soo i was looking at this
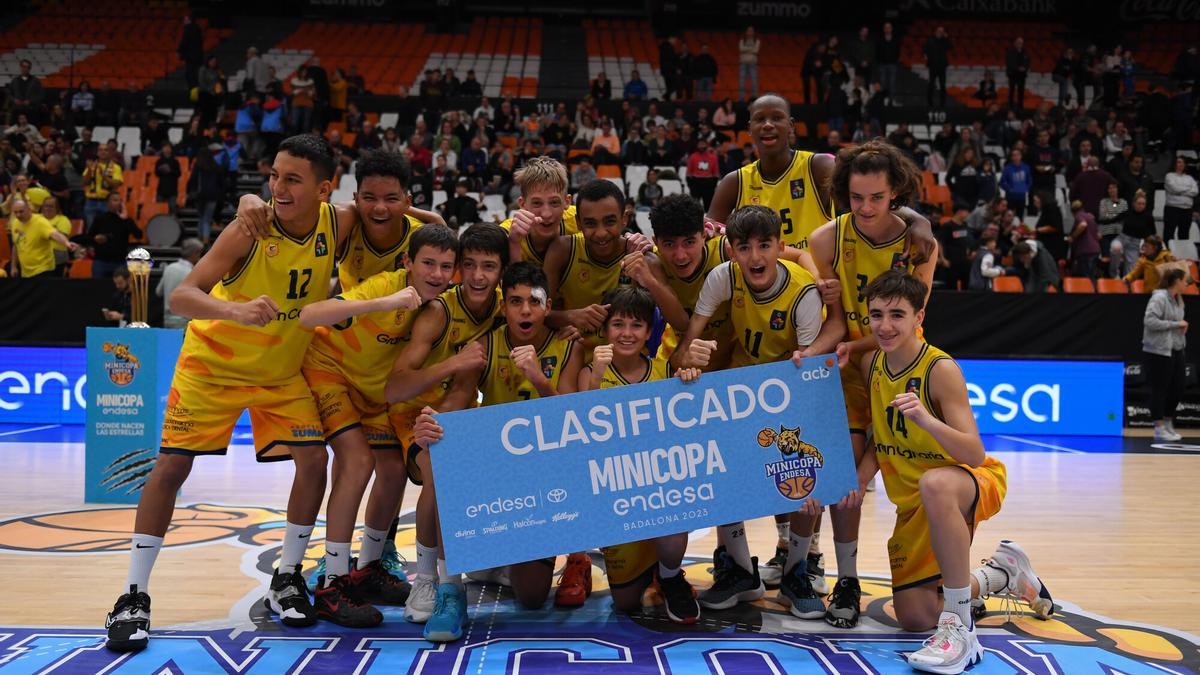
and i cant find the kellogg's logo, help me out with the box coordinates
[100,342,140,386]
[757,425,824,500]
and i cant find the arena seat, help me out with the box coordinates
[992,276,1024,293]
[1096,278,1129,294]
[1131,279,1146,293]
[1063,277,1095,293]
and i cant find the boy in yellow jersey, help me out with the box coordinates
[649,194,733,369]
[501,156,579,265]
[382,223,509,625]
[802,139,938,629]
[544,179,688,355]
[105,135,353,652]
[413,262,583,643]
[856,270,1053,674]
[674,205,838,614]
[577,286,701,625]
[297,223,459,627]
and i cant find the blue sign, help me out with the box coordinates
[0,346,87,423]
[431,356,858,574]
[959,359,1123,436]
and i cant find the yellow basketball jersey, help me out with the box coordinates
[662,235,730,331]
[589,354,671,389]
[304,268,421,403]
[479,326,576,405]
[177,203,339,386]
[728,259,817,368]
[735,150,836,249]
[868,343,1005,513]
[397,284,505,413]
[557,232,634,310]
[832,213,912,342]
[500,205,580,265]
[338,214,422,291]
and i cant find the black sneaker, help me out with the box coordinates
[778,562,825,619]
[105,585,151,652]
[315,573,383,627]
[760,546,786,588]
[349,557,412,606]
[806,552,828,595]
[658,569,700,624]
[824,576,862,628]
[699,549,764,610]
[265,564,318,627]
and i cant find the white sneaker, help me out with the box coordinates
[984,540,1055,619]
[403,574,437,623]
[466,566,511,587]
[1154,425,1182,442]
[907,612,982,674]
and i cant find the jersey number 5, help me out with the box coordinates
[779,207,794,236]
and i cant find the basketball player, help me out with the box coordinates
[577,287,700,624]
[382,223,510,625]
[857,270,1053,674]
[501,156,580,266]
[105,135,352,652]
[296,223,460,626]
[413,262,583,642]
[675,205,835,612]
[798,139,938,629]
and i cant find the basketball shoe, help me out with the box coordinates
[906,612,983,674]
[824,576,862,628]
[380,540,410,582]
[405,575,437,623]
[265,564,318,627]
[807,551,829,595]
[760,545,786,587]
[554,552,593,607]
[423,583,467,642]
[350,557,412,605]
[777,562,825,619]
[699,547,764,609]
[105,585,151,652]
[979,540,1055,619]
[314,573,383,627]
[658,569,700,624]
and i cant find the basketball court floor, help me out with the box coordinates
[0,423,1196,674]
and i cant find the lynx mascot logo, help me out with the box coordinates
[759,425,823,500]
[101,341,141,385]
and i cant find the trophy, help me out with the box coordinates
[126,248,153,328]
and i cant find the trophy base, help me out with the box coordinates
[127,322,151,329]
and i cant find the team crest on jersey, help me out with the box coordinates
[540,356,558,379]
[265,241,280,257]
[843,245,856,262]
[733,295,745,308]
[578,267,591,282]
[890,252,907,269]
[750,196,761,205]
[449,326,460,343]
[100,342,140,386]
[905,377,922,395]
[758,425,824,500]
[769,309,787,331]
[315,232,329,257]
[790,178,805,199]
[394,310,407,325]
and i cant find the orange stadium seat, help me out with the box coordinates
[1096,278,1129,294]
[1063,277,1095,293]
[1131,279,1146,293]
[992,276,1023,293]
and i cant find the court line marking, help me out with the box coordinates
[994,435,1086,454]
[0,424,60,438]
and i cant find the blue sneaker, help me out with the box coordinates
[777,562,825,619]
[380,540,409,582]
[422,583,467,642]
[306,558,325,594]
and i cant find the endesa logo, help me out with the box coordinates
[466,495,537,518]
[958,359,1123,436]
[0,347,88,423]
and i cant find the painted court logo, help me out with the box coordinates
[758,425,824,500]
[100,341,140,386]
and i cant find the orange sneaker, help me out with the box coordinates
[554,552,593,607]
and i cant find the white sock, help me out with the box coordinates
[835,540,858,579]
[437,558,463,588]
[810,535,821,556]
[943,584,973,628]
[125,533,163,593]
[358,526,388,568]
[658,561,680,579]
[785,531,812,573]
[325,541,351,578]
[718,523,753,572]
[972,563,1009,596]
[775,521,789,543]
[416,541,437,578]
[279,522,314,569]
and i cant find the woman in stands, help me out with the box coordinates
[1142,267,1191,442]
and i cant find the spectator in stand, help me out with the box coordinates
[659,36,680,100]
[406,133,432,172]
[802,41,827,106]
[39,196,73,275]
[968,234,1005,290]
[473,96,495,122]
[100,266,133,325]
[380,127,403,154]
[34,154,70,209]
[977,157,998,204]
[686,138,719,209]
[7,198,76,278]
[676,39,695,100]
[1000,148,1031,219]
[876,22,900,104]
[1012,240,1060,292]
[1069,156,1113,217]
[440,179,481,230]
[947,146,981,210]
[2,173,50,216]
[1164,156,1199,242]
[1143,267,1190,441]
[157,237,204,328]
[433,137,458,175]
[1053,48,1077,108]
[6,113,45,152]
[1098,181,1128,275]
[1032,191,1066,263]
[178,14,204,90]
[637,168,664,210]
[591,120,621,164]
[1107,141,1134,180]
[1120,192,1158,273]
[7,59,44,124]
[196,55,224,127]
[713,98,737,131]
[185,149,223,245]
[974,70,998,105]
[924,26,951,109]
[573,115,598,149]
[1067,200,1100,280]
[233,97,262,161]
[1005,37,1030,109]
[87,192,140,279]
[155,142,181,216]
[1126,235,1175,292]
[289,66,316,133]
[353,120,381,155]
[70,81,95,126]
[243,47,269,95]
[570,156,597,190]
[1120,49,1136,99]
[817,129,842,155]
[692,44,718,101]
[623,70,648,100]
[543,114,569,156]
[845,26,875,81]
[328,68,349,122]
[1104,121,1131,158]
[459,136,488,176]
[1065,138,1097,182]
[1121,154,1155,212]
[647,125,673,165]
[591,71,613,100]
[1029,129,1061,197]
[936,207,975,290]
[459,70,483,99]
[620,126,648,166]
[259,94,287,158]
[738,27,760,100]
[431,154,454,192]
[442,68,461,98]
[82,144,123,228]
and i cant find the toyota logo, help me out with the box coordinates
[547,488,567,503]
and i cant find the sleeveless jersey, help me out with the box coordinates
[663,235,731,335]
[728,259,817,368]
[396,284,505,413]
[478,326,576,405]
[832,213,913,342]
[735,150,835,250]
[304,267,421,404]
[588,354,671,389]
[557,232,634,310]
[500,205,580,265]
[338,214,422,291]
[177,203,338,386]
[867,343,1005,514]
